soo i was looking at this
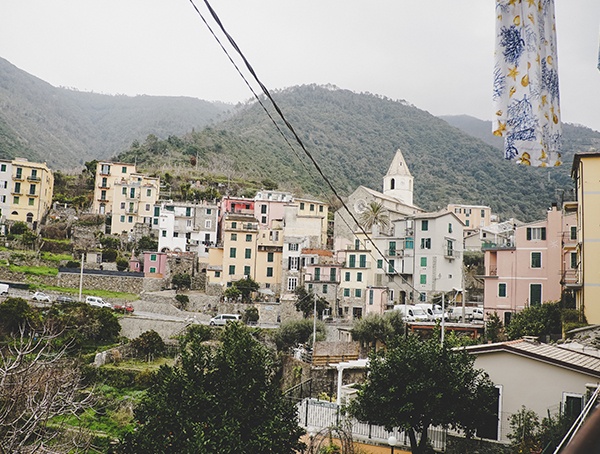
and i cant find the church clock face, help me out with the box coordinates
[354,199,367,214]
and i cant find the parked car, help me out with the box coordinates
[392,305,430,322]
[85,296,112,309]
[55,295,75,304]
[0,283,9,295]
[32,291,51,302]
[112,303,134,314]
[209,314,241,326]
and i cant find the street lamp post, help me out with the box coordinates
[388,435,397,454]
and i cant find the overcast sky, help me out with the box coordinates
[1,0,599,132]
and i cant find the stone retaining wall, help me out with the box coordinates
[58,272,144,294]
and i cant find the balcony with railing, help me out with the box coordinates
[27,175,41,182]
[482,241,515,250]
[561,269,582,288]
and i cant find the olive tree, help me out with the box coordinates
[349,335,497,454]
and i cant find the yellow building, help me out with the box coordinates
[571,151,600,324]
[2,158,54,228]
[446,203,492,231]
[92,161,160,235]
[207,214,259,288]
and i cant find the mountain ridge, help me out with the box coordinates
[2,58,600,222]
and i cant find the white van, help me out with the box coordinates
[85,296,112,309]
[393,305,429,322]
[416,303,448,321]
[209,314,241,326]
[0,283,9,295]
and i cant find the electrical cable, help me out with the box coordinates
[189,0,438,300]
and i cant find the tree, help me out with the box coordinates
[351,311,405,351]
[349,335,497,454]
[242,306,259,325]
[485,311,505,343]
[0,298,38,338]
[116,257,129,271]
[136,235,158,253]
[171,273,192,290]
[228,277,260,303]
[294,286,329,318]
[45,301,121,349]
[130,330,165,361]
[274,319,326,352]
[507,406,541,453]
[121,323,304,453]
[505,302,562,340]
[358,201,390,231]
[0,327,94,453]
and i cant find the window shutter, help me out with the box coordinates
[541,228,546,240]
[526,228,531,240]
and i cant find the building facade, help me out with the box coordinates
[92,161,160,235]
[1,158,54,228]
[571,152,600,324]
[153,200,218,258]
[481,205,575,325]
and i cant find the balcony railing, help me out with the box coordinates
[27,176,40,182]
[482,241,514,250]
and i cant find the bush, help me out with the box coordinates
[130,330,165,361]
[10,222,28,235]
[103,248,117,262]
[242,306,259,324]
[116,258,129,272]
[65,260,80,268]
[172,273,191,290]
[274,319,326,351]
[175,294,189,310]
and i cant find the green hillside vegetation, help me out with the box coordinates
[0,57,231,169]
[441,115,600,176]
[115,85,590,221]
[3,55,600,222]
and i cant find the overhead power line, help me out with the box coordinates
[188,0,424,298]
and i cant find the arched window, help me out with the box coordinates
[26,213,34,223]
[390,178,395,190]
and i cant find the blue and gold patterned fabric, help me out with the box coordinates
[493,0,562,167]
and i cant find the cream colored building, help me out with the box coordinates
[447,204,492,231]
[467,339,600,442]
[92,161,159,235]
[571,151,600,324]
[3,158,54,228]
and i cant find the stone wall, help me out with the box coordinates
[58,272,144,294]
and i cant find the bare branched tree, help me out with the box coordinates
[0,326,95,453]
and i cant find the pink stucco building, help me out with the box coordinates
[481,205,577,325]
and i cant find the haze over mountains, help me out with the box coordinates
[1,56,599,222]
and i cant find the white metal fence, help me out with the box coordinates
[297,398,447,451]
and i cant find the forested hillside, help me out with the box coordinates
[0,57,230,169]
[441,115,600,168]
[116,85,585,221]
[3,55,599,222]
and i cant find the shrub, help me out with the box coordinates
[175,294,189,310]
[130,330,165,361]
[242,307,259,324]
[172,273,191,290]
[10,222,28,235]
[103,249,117,262]
[116,258,129,272]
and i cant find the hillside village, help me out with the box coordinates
[3,148,600,451]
